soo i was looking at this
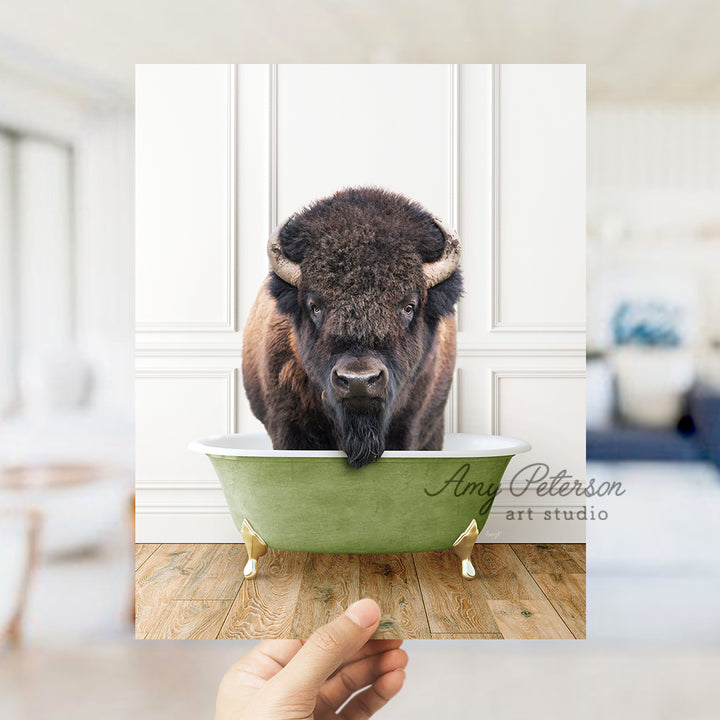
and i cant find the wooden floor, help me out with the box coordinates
[136,543,585,640]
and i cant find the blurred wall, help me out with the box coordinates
[588,105,720,369]
[0,66,133,419]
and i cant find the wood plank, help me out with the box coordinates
[173,544,224,600]
[473,544,543,601]
[135,544,208,636]
[219,549,308,639]
[486,599,575,639]
[532,573,586,639]
[413,550,499,635]
[192,543,247,600]
[142,600,233,639]
[290,553,360,639]
[135,543,160,570]
[472,544,578,639]
[473,544,582,639]
[172,544,246,601]
[432,633,502,639]
[359,554,430,639]
[560,543,586,572]
[510,544,583,574]
[135,543,585,640]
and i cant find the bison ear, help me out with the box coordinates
[269,271,303,323]
[268,216,304,321]
[425,267,463,321]
[423,217,463,320]
[276,215,308,263]
[415,219,447,264]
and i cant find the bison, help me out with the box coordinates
[242,187,463,468]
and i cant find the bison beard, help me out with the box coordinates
[337,408,387,469]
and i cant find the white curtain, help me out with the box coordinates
[0,131,74,417]
[0,132,15,415]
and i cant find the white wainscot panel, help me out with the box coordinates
[276,64,454,221]
[486,370,586,543]
[135,369,236,484]
[135,510,239,544]
[135,64,235,331]
[493,371,586,483]
[455,63,492,339]
[493,64,585,332]
[135,484,239,543]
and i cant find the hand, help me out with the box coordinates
[215,598,407,719]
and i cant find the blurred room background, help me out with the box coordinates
[0,36,134,647]
[586,104,720,640]
[1,1,720,718]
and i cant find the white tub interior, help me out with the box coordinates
[189,432,531,458]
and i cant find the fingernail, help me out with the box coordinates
[345,599,380,628]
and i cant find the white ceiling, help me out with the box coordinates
[0,0,719,105]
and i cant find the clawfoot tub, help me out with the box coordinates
[189,433,530,580]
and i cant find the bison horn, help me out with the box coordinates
[267,220,302,287]
[425,216,462,288]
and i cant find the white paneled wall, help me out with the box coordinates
[135,64,236,331]
[136,64,586,543]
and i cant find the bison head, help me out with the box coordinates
[267,187,462,467]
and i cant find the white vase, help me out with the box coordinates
[613,346,695,428]
[586,359,614,429]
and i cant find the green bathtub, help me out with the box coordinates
[189,433,530,579]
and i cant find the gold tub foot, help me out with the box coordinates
[452,519,479,580]
[241,519,268,579]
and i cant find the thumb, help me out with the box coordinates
[270,599,381,698]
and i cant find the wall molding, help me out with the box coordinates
[136,64,238,334]
[136,344,586,359]
[136,504,229,515]
[490,369,585,435]
[458,345,585,357]
[444,367,460,434]
[136,366,238,434]
[135,344,243,357]
[489,64,585,335]
[449,63,460,232]
[490,322,587,333]
[269,63,279,233]
[136,480,221,490]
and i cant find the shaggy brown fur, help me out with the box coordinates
[242,187,463,468]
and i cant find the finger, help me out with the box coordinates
[271,599,381,697]
[226,639,303,685]
[331,638,403,674]
[319,648,408,711]
[253,639,304,670]
[339,669,406,720]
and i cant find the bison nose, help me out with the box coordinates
[331,358,388,401]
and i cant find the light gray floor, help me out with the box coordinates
[588,461,720,643]
[3,639,720,719]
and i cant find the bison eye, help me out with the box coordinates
[306,296,324,325]
[399,294,419,326]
